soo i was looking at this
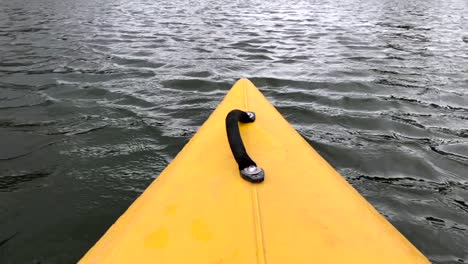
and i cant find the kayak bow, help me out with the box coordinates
[79,79,429,264]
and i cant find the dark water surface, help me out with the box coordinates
[1,0,468,263]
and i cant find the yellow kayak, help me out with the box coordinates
[80,79,429,263]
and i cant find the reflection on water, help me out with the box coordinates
[0,0,467,263]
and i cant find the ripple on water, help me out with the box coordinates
[160,78,232,92]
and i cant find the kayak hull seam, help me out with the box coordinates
[243,80,267,264]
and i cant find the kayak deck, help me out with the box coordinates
[79,79,429,263]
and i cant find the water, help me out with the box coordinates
[0,0,467,262]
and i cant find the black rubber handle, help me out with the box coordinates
[225,110,264,183]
